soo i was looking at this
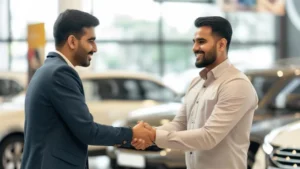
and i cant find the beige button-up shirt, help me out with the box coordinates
[155,59,258,169]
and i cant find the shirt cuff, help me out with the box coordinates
[155,129,170,148]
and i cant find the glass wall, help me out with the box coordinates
[1,0,277,79]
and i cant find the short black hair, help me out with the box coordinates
[194,16,232,51]
[53,9,99,47]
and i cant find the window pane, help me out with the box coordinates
[162,3,223,40]
[164,44,194,75]
[229,45,276,71]
[227,12,276,42]
[91,43,159,75]
[93,0,160,40]
[10,41,55,72]
[10,42,27,71]
[0,43,9,70]
[98,79,120,100]
[82,80,100,101]
[121,79,142,100]
[139,80,176,102]
[0,0,8,39]
[10,0,58,40]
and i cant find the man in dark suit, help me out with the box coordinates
[20,9,154,169]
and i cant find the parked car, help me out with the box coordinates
[252,118,300,169]
[0,71,178,169]
[0,72,26,103]
[107,64,300,169]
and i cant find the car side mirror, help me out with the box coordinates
[285,94,300,110]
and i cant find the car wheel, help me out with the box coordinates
[0,135,24,169]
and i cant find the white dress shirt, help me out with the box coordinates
[155,59,258,169]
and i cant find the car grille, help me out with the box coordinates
[271,148,300,168]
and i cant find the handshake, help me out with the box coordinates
[131,121,156,150]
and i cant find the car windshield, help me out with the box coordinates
[248,75,280,102]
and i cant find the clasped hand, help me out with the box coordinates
[131,121,156,150]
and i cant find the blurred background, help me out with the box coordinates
[1,0,300,169]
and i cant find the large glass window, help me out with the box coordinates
[0,0,8,39]
[10,0,58,40]
[164,44,194,75]
[2,0,278,78]
[92,43,160,75]
[9,42,55,72]
[162,2,224,40]
[93,0,160,40]
[0,43,9,71]
[227,12,276,43]
[229,45,276,71]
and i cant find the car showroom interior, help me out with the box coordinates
[1,0,300,169]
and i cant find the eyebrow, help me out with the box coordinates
[193,38,207,42]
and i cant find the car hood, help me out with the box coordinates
[128,102,181,119]
[267,120,300,147]
[250,113,300,143]
[127,102,181,126]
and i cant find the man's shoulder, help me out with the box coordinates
[223,66,250,82]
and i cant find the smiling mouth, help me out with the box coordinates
[196,53,204,61]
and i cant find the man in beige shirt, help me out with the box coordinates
[132,16,258,169]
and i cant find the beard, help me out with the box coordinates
[75,44,93,67]
[195,46,217,68]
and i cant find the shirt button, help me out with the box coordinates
[203,85,206,88]
[190,152,193,155]
[123,140,127,144]
[196,101,199,103]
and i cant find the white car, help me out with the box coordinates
[0,72,26,103]
[0,71,178,169]
[253,120,300,169]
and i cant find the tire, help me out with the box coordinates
[0,135,24,169]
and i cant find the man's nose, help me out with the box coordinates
[193,44,199,53]
[93,44,97,53]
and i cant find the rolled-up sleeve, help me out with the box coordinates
[155,79,258,151]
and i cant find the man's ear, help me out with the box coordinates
[67,35,78,50]
[218,38,227,52]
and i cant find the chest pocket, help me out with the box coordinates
[201,86,218,120]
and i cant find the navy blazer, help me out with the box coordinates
[20,52,133,169]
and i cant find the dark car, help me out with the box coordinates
[107,64,300,169]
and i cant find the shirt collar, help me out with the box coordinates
[53,50,75,69]
[199,59,231,80]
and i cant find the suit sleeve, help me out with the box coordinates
[50,66,132,146]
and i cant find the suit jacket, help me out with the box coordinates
[20,52,133,169]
